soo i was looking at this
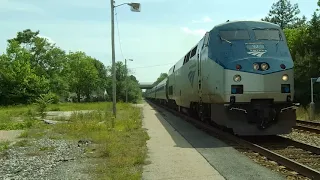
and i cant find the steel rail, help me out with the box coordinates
[295,120,320,134]
[147,100,320,180]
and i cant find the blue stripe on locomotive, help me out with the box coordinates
[207,21,294,75]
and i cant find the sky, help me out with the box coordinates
[0,0,318,84]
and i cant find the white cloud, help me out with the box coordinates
[0,0,44,13]
[180,27,206,37]
[192,16,213,23]
[37,35,55,44]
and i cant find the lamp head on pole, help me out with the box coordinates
[128,3,141,12]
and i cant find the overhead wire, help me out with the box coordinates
[114,8,125,60]
[130,62,176,69]
[113,10,175,71]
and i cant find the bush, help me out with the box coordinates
[34,93,54,118]
[45,92,60,104]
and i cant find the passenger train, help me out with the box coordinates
[145,20,300,136]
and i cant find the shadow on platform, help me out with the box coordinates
[147,102,230,149]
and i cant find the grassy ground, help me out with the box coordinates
[0,141,9,152]
[47,102,110,111]
[0,102,112,130]
[296,106,320,121]
[17,102,149,179]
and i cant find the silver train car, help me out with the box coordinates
[145,20,300,136]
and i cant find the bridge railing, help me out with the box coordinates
[139,82,154,89]
[139,82,154,85]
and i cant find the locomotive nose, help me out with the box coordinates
[226,57,289,73]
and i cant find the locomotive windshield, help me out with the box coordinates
[219,30,250,40]
[253,29,282,41]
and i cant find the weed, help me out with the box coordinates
[39,146,55,151]
[13,139,30,147]
[296,105,320,121]
[26,151,41,156]
[50,103,149,179]
[26,109,36,119]
[35,94,54,119]
[0,141,10,152]
[18,131,29,138]
[0,102,149,179]
[49,107,61,111]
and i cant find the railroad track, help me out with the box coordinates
[147,100,320,180]
[244,135,320,178]
[294,120,320,134]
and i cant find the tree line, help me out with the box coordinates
[262,0,320,108]
[150,0,320,109]
[0,29,142,106]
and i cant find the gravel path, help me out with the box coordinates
[0,110,99,179]
[0,137,91,180]
[0,130,24,142]
[45,110,95,119]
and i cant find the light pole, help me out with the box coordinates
[110,1,141,117]
[125,59,133,103]
[310,77,320,120]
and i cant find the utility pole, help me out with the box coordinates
[309,77,320,120]
[310,78,315,120]
[125,59,133,103]
[125,59,128,103]
[110,1,140,117]
[110,0,116,117]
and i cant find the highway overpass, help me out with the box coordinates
[139,82,154,89]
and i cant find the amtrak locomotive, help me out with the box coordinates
[145,20,300,136]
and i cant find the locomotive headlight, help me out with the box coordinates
[282,74,289,81]
[233,75,241,82]
[261,63,269,70]
[253,63,259,70]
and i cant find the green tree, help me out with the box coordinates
[84,57,109,101]
[7,29,40,49]
[262,0,302,29]
[106,61,142,103]
[66,51,99,102]
[7,29,69,98]
[279,1,320,107]
[152,73,168,86]
[308,12,320,56]
[0,40,49,105]
[0,28,111,105]
[129,75,138,83]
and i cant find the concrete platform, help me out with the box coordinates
[142,102,285,180]
[142,103,225,180]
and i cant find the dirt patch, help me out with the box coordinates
[0,130,24,142]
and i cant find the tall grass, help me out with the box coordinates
[0,102,114,130]
[47,102,111,111]
[296,106,320,121]
[0,101,149,179]
[49,103,149,179]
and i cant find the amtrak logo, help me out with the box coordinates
[247,50,267,57]
[188,70,196,88]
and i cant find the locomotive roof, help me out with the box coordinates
[166,20,284,75]
[212,20,280,31]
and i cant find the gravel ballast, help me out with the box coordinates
[0,138,91,180]
[281,129,320,148]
